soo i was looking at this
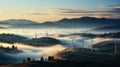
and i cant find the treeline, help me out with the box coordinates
[0,45,17,50]
[72,32,120,38]
[22,56,56,63]
[0,45,21,53]
[58,32,120,38]
[98,32,120,38]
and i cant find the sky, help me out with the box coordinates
[0,0,120,22]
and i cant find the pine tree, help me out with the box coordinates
[48,56,55,61]
[27,57,31,62]
[40,57,44,62]
[22,59,26,63]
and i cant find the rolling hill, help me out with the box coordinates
[0,34,61,47]
[92,25,120,32]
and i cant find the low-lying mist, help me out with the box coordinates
[0,35,118,63]
[0,43,66,62]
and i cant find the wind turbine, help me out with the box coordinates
[46,31,48,37]
[114,34,117,54]
[63,38,65,45]
[35,33,38,38]
[82,37,85,52]
[34,33,38,45]
[45,31,49,41]
[108,33,117,54]
[91,38,94,53]
[107,33,118,54]
[114,41,117,54]
[71,38,74,48]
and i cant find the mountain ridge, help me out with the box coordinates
[0,17,120,28]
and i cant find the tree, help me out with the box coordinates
[32,59,35,61]
[27,57,31,62]
[22,59,26,63]
[48,56,55,61]
[12,45,15,49]
[7,47,10,49]
[12,45,17,49]
[45,58,48,62]
[40,57,44,62]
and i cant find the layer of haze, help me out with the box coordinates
[1,43,66,61]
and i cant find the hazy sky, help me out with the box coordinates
[0,0,120,22]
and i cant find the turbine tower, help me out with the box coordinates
[63,39,65,45]
[46,31,48,37]
[91,39,94,53]
[82,37,85,52]
[115,41,117,54]
[45,31,48,41]
[71,38,74,48]
[114,34,117,54]
[35,33,38,45]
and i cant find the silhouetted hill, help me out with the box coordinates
[0,17,120,28]
[0,33,28,44]
[0,53,17,66]
[0,34,61,46]
[1,60,119,67]
[0,19,40,28]
[92,25,120,32]
[58,32,120,39]
[23,37,61,46]
[40,22,59,28]
[91,40,120,54]
[53,17,120,28]
[0,47,21,65]
[97,32,120,38]
[57,48,120,65]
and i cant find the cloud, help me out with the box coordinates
[25,12,49,15]
[57,9,107,14]
[106,5,120,8]
[57,9,90,13]
[55,5,120,19]
[24,5,120,19]
[101,5,120,18]
[99,5,120,14]
[111,8,120,14]
[24,9,59,16]
[54,9,111,18]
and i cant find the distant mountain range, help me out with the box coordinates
[0,19,40,28]
[0,17,120,29]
